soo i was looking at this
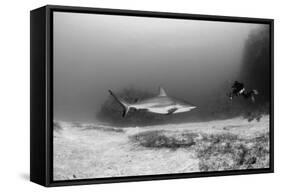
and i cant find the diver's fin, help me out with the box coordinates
[251,96,255,103]
[158,87,167,97]
[252,89,259,95]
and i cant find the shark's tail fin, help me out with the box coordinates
[108,90,130,117]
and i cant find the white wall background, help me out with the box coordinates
[0,0,279,191]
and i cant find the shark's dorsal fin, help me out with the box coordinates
[158,87,167,97]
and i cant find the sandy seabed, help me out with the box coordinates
[53,115,270,180]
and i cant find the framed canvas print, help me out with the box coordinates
[30,5,274,187]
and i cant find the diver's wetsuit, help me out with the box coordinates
[232,81,245,96]
[229,81,258,102]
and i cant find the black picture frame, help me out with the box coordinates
[30,5,274,187]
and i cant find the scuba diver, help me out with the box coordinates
[228,81,259,103]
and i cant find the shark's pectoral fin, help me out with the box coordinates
[166,108,177,115]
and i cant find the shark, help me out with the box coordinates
[108,87,197,117]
